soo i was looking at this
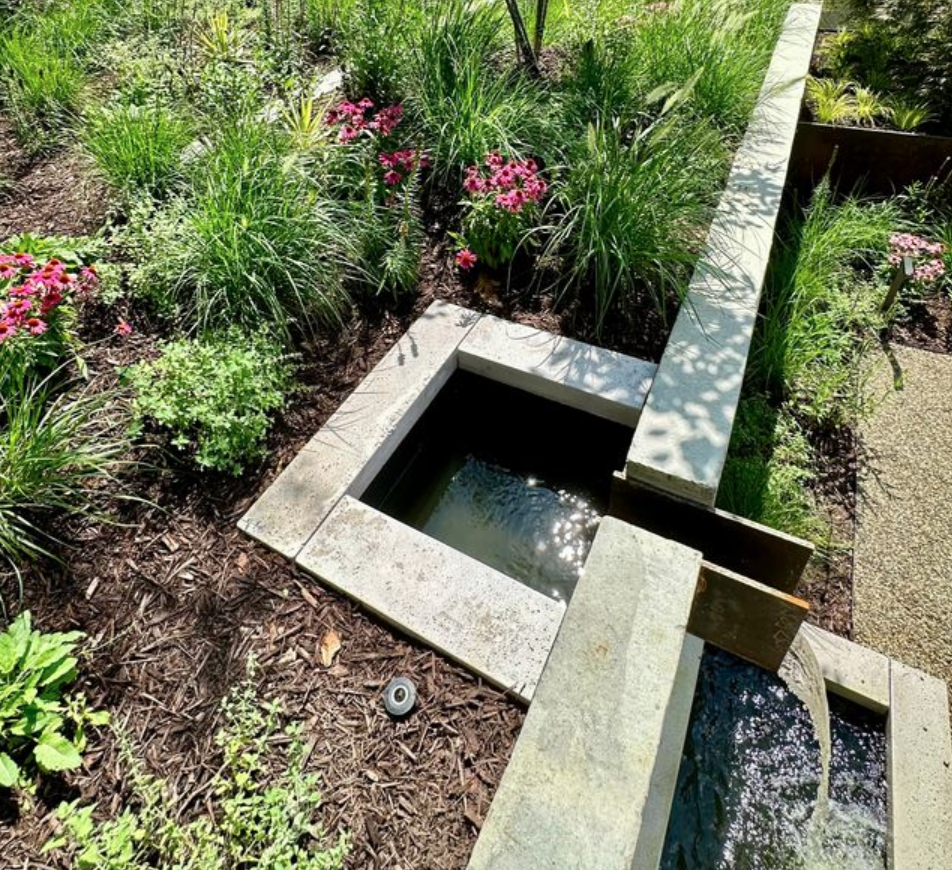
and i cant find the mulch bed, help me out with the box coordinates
[889,293,952,356]
[1,112,881,866]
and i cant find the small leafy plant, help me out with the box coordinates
[0,611,107,789]
[126,330,295,475]
[45,667,349,869]
[456,152,547,270]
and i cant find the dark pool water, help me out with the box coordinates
[660,647,888,870]
[361,371,633,604]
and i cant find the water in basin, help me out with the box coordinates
[361,371,633,605]
[660,646,887,870]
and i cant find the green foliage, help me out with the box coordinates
[750,178,899,428]
[0,367,131,570]
[0,28,86,149]
[0,0,112,148]
[352,197,423,300]
[0,611,108,789]
[45,670,349,870]
[407,0,552,185]
[126,330,295,474]
[888,99,934,132]
[543,115,724,330]
[337,0,417,103]
[626,0,791,133]
[144,123,352,335]
[717,395,820,542]
[805,77,857,125]
[82,102,193,196]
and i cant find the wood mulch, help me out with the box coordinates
[890,292,952,356]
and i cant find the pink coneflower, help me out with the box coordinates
[455,249,477,270]
[25,317,47,335]
[383,169,402,186]
[116,320,133,337]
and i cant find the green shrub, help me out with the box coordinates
[750,178,899,427]
[45,669,349,869]
[0,368,131,570]
[82,102,193,196]
[161,123,352,335]
[717,395,819,543]
[544,116,724,330]
[0,611,107,789]
[126,330,295,474]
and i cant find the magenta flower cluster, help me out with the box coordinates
[463,153,547,214]
[889,232,947,285]
[379,149,430,186]
[0,254,98,345]
[324,98,403,143]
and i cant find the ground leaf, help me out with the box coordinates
[34,732,83,772]
[318,630,342,667]
[0,752,19,787]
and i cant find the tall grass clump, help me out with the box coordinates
[151,122,352,337]
[544,116,725,330]
[717,394,819,543]
[82,102,193,196]
[407,0,552,184]
[749,178,898,426]
[337,0,420,103]
[629,0,790,133]
[0,366,131,573]
[0,0,112,147]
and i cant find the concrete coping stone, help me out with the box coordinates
[458,313,657,426]
[466,518,703,870]
[296,496,565,703]
[239,301,657,563]
[800,622,890,714]
[238,301,480,559]
[625,3,822,506]
[888,662,952,869]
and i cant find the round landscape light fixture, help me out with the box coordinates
[383,676,418,717]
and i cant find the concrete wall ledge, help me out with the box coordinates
[466,519,703,870]
[626,3,822,506]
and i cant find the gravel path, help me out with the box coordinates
[854,344,952,698]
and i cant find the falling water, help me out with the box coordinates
[778,633,832,835]
[660,646,888,870]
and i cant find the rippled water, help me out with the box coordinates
[660,647,887,870]
[361,371,633,604]
[419,456,601,603]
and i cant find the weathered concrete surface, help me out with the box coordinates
[296,497,565,702]
[855,345,952,717]
[466,519,702,870]
[800,623,890,714]
[459,314,656,426]
[626,3,821,506]
[238,301,479,559]
[888,662,952,869]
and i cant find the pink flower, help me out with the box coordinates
[383,169,402,186]
[379,152,398,168]
[25,317,46,335]
[0,319,16,342]
[455,249,477,270]
[339,124,359,143]
[116,320,133,337]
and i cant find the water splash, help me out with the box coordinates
[779,633,832,834]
